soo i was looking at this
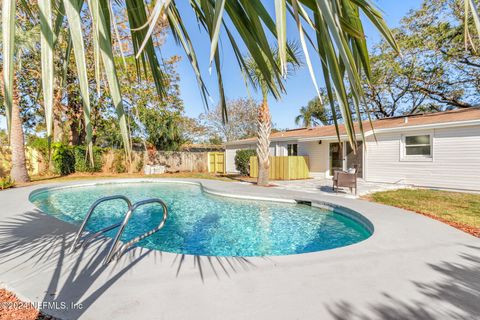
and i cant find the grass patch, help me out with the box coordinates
[367,188,480,235]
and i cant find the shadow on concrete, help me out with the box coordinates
[319,185,346,193]
[318,185,354,195]
[0,210,258,319]
[0,210,153,319]
[171,253,257,282]
[325,245,480,320]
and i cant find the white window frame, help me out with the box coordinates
[287,143,298,156]
[400,132,433,162]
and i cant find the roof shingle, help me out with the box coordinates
[230,108,480,144]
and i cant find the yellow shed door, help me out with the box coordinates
[208,152,225,174]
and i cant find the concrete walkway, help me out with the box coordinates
[0,178,478,320]
[271,177,409,198]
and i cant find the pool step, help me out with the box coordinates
[295,200,312,206]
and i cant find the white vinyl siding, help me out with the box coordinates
[365,126,480,191]
[273,142,287,156]
[298,141,329,178]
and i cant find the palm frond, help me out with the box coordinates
[465,0,480,51]
[2,0,401,152]
[125,0,167,98]
[209,0,226,67]
[63,0,94,164]
[39,0,55,140]
[2,0,16,135]
[90,0,131,159]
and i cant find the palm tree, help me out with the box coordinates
[0,25,39,183]
[295,96,339,128]
[3,0,401,159]
[244,45,301,186]
[295,106,314,128]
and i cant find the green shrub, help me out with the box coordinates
[29,137,50,161]
[73,146,104,173]
[112,152,127,173]
[135,156,144,173]
[0,176,15,190]
[29,138,107,175]
[235,149,256,175]
[52,144,75,175]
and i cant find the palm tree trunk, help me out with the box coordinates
[256,97,271,186]
[53,79,64,143]
[9,74,30,183]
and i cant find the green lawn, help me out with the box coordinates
[368,189,480,232]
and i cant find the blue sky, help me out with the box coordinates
[0,0,421,132]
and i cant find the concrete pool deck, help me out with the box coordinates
[0,178,478,320]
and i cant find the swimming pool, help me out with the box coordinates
[29,182,372,257]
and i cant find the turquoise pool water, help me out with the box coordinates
[29,182,371,256]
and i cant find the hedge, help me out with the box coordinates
[234,149,256,175]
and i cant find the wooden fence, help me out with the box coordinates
[0,147,44,176]
[147,151,209,172]
[249,156,310,180]
[1,148,219,176]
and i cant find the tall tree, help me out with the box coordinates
[201,98,258,142]
[363,0,480,117]
[181,117,209,144]
[0,23,39,182]
[245,45,300,186]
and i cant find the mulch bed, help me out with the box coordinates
[0,289,55,320]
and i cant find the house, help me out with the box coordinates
[225,108,480,191]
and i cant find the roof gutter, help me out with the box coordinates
[297,134,363,142]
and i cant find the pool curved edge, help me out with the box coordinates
[28,178,374,237]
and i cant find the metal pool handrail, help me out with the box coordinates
[69,196,169,265]
[69,195,132,253]
[103,198,168,265]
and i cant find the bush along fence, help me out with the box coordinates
[235,149,256,175]
[0,144,221,177]
[0,145,145,177]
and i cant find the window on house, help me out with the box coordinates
[404,135,432,157]
[287,144,298,156]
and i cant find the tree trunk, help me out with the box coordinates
[70,116,80,146]
[256,98,271,186]
[53,80,64,143]
[9,75,30,183]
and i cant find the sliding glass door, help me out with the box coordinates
[329,142,343,176]
[329,141,363,178]
[346,141,363,178]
